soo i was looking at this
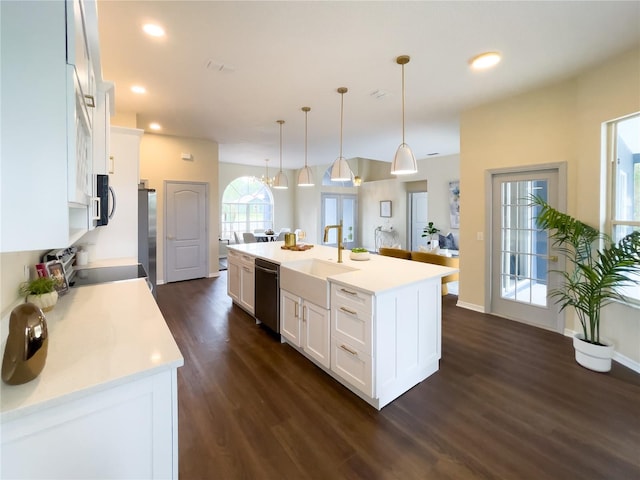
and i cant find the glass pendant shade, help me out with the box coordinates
[391,143,417,175]
[297,166,314,186]
[273,170,288,189]
[273,120,288,189]
[330,157,353,181]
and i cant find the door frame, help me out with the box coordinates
[163,180,210,283]
[484,162,568,331]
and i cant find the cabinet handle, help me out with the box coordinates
[294,302,299,318]
[243,266,251,272]
[340,288,358,296]
[302,305,307,322]
[340,344,358,356]
[84,95,95,108]
[340,306,357,315]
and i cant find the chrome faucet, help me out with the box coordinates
[323,220,344,263]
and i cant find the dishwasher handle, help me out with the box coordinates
[255,264,279,276]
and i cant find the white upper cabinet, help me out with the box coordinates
[0,0,109,252]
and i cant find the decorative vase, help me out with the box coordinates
[573,334,614,372]
[26,291,58,312]
[2,303,49,385]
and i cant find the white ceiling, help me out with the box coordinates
[96,1,640,170]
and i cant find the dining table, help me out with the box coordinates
[254,233,278,242]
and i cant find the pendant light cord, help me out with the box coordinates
[401,62,406,145]
[304,109,308,167]
[279,121,283,173]
[339,91,344,159]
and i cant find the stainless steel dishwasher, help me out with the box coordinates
[254,258,280,334]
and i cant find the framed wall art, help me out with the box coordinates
[380,200,392,218]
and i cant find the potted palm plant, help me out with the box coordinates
[20,276,59,312]
[532,195,640,372]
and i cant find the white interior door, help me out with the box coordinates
[490,168,564,332]
[165,181,208,283]
[409,191,429,251]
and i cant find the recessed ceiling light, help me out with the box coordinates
[131,85,146,94]
[469,51,501,70]
[143,23,165,37]
[149,123,161,131]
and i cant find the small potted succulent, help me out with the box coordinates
[350,247,370,261]
[20,276,58,312]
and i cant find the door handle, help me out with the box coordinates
[167,235,175,240]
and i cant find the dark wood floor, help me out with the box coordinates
[156,274,640,480]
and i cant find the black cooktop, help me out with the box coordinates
[72,264,147,287]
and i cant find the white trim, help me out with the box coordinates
[456,301,486,313]
[564,328,640,374]
[208,272,221,278]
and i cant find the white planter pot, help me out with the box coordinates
[573,334,614,372]
[26,291,58,313]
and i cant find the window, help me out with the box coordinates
[608,113,640,302]
[221,177,273,240]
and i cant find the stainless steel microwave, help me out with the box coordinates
[95,174,116,226]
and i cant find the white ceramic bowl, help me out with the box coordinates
[349,251,370,261]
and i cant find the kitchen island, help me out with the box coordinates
[0,279,183,479]
[227,242,457,409]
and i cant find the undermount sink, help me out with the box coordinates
[280,259,358,308]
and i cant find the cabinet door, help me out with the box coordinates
[331,339,373,397]
[280,290,301,347]
[302,302,330,369]
[239,263,255,314]
[227,259,240,302]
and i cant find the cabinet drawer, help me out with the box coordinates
[331,339,372,397]
[331,284,372,314]
[333,301,372,355]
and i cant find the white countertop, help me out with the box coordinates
[1,279,183,422]
[229,242,458,294]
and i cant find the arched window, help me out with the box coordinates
[221,176,274,239]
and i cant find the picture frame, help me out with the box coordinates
[46,260,69,295]
[380,200,392,218]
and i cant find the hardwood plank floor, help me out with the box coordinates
[156,274,640,480]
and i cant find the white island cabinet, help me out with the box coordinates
[1,280,184,479]
[227,249,255,315]
[226,242,455,409]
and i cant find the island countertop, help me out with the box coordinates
[0,279,184,422]
[228,242,457,294]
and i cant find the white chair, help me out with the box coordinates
[276,231,286,241]
[243,232,257,243]
[233,232,242,244]
[278,227,291,233]
[254,229,265,234]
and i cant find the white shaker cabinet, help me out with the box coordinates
[330,280,442,409]
[0,0,107,252]
[281,290,331,369]
[227,250,255,315]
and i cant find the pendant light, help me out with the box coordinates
[260,158,273,187]
[391,55,418,175]
[297,107,314,187]
[330,87,354,181]
[273,120,288,189]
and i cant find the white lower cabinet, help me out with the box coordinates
[1,370,179,479]
[330,280,442,410]
[281,290,330,369]
[227,250,255,315]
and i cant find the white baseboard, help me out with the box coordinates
[564,328,640,374]
[456,301,486,313]
[208,272,220,278]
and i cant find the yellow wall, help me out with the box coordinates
[139,133,219,283]
[460,47,640,363]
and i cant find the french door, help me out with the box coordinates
[321,193,357,250]
[490,167,564,332]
